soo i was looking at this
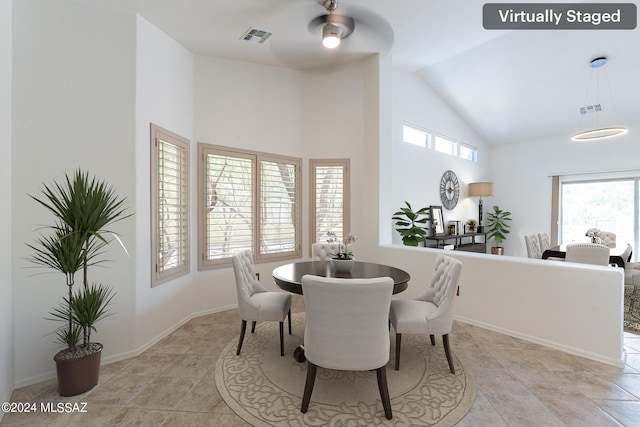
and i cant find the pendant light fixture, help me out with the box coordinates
[572,57,628,142]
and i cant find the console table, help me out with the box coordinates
[424,232,487,253]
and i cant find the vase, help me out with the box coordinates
[591,236,601,244]
[330,257,354,273]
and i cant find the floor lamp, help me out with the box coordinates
[468,182,494,233]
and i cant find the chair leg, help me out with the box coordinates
[443,334,455,374]
[251,321,257,333]
[301,362,317,413]
[394,333,402,371]
[376,366,393,420]
[236,320,247,355]
[288,309,292,335]
[430,334,435,345]
[279,321,284,356]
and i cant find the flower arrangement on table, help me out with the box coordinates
[586,228,602,243]
[326,231,358,259]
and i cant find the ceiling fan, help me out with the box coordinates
[309,0,355,48]
[268,0,393,71]
[307,0,393,51]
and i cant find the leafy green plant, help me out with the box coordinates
[28,170,130,350]
[392,201,431,246]
[486,205,512,246]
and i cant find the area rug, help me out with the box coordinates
[624,284,640,333]
[215,313,476,426]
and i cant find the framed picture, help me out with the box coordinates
[430,205,445,235]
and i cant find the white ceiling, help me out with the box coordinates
[96,0,640,145]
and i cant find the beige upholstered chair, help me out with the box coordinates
[389,254,462,373]
[599,231,617,248]
[538,232,551,251]
[565,243,610,266]
[300,275,394,420]
[525,234,543,259]
[232,249,292,356]
[311,242,341,261]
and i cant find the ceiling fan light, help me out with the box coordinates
[322,23,341,48]
[571,127,628,141]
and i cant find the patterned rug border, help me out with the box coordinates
[215,313,476,426]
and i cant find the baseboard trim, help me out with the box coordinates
[454,315,626,368]
[13,304,238,389]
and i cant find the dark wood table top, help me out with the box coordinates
[542,243,632,267]
[272,261,410,295]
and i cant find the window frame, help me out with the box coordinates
[309,158,350,255]
[198,143,302,269]
[150,123,191,286]
[402,122,431,148]
[433,133,458,156]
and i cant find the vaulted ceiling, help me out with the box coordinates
[100,0,640,145]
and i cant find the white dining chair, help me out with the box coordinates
[232,249,292,356]
[599,231,617,248]
[525,234,543,259]
[311,242,341,260]
[538,232,551,251]
[300,274,394,420]
[389,254,462,373]
[565,243,610,266]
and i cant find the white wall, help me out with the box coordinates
[134,16,198,352]
[0,0,13,411]
[370,245,624,366]
[375,65,624,366]
[390,69,492,245]
[491,122,640,258]
[12,0,137,386]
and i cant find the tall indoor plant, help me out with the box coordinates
[393,201,431,246]
[28,170,130,396]
[486,205,512,255]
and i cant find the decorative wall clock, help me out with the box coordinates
[440,170,460,210]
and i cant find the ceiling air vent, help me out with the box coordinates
[240,28,272,44]
[579,104,602,115]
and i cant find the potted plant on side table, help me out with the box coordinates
[27,170,130,396]
[486,205,512,255]
[392,201,431,246]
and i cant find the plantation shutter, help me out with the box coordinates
[202,149,254,265]
[151,124,190,286]
[311,159,350,247]
[259,158,299,257]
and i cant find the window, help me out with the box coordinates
[402,123,430,148]
[560,177,636,253]
[458,142,477,162]
[150,124,190,286]
[310,159,350,250]
[434,134,457,156]
[198,144,301,268]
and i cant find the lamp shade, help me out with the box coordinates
[468,182,494,197]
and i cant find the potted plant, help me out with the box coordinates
[27,170,130,396]
[326,231,357,272]
[486,205,512,255]
[392,201,431,246]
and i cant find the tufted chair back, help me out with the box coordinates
[311,243,342,260]
[418,254,462,311]
[599,231,617,248]
[538,232,551,251]
[525,234,543,258]
[232,249,268,320]
[565,243,610,266]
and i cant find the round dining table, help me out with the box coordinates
[272,260,410,295]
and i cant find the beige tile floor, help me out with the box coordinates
[2,295,640,426]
